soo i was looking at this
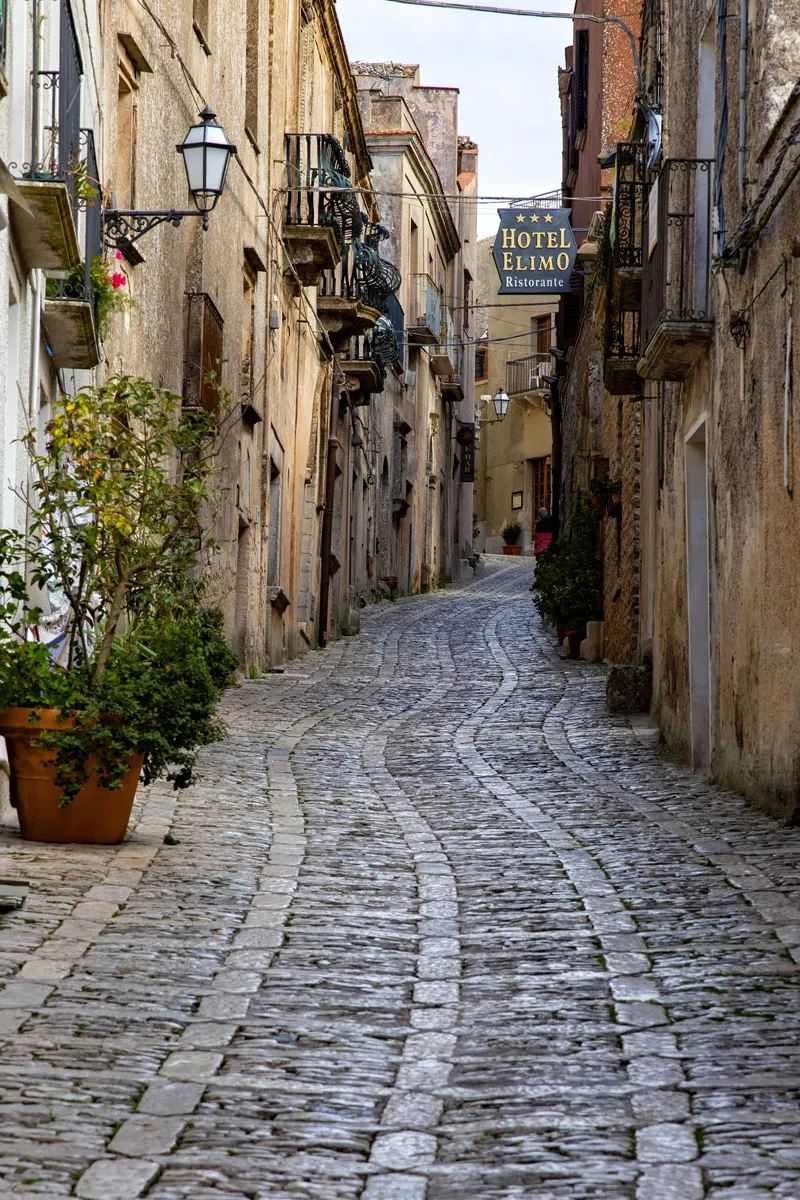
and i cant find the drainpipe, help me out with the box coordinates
[738,0,748,209]
[317,371,342,648]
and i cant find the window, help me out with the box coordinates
[115,58,137,209]
[193,0,211,54]
[535,315,550,355]
[245,0,259,147]
[532,456,552,514]
[475,342,488,381]
[184,292,224,413]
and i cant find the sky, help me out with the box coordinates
[336,0,574,238]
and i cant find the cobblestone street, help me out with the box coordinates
[3,557,800,1199]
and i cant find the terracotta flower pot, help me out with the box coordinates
[556,623,567,645]
[0,708,143,844]
[502,544,522,555]
[566,630,582,659]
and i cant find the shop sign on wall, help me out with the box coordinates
[493,207,578,295]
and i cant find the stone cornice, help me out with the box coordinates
[365,130,461,262]
[317,1,373,187]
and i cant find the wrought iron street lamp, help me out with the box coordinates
[493,388,510,419]
[103,107,236,249]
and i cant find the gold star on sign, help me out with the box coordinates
[544,213,553,223]
[530,213,539,223]
[516,214,526,223]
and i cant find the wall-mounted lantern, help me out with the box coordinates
[103,107,236,248]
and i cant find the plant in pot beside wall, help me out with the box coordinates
[532,496,602,656]
[0,376,239,844]
[501,521,523,556]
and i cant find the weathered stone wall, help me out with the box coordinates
[601,394,641,665]
[644,0,800,818]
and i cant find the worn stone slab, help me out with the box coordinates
[109,1115,185,1157]
[75,1157,160,1199]
[636,1122,698,1163]
[138,1080,205,1116]
[160,1050,223,1080]
[370,1131,438,1170]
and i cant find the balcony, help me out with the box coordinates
[318,222,400,351]
[407,274,442,345]
[342,316,401,403]
[429,305,455,376]
[284,133,351,285]
[42,130,101,370]
[507,352,552,400]
[608,142,646,311]
[440,339,465,402]
[639,158,714,381]
[604,307,642,395]
[10,1,84,270]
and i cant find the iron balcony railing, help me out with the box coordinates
[611,142,647,271]
[605,307,641,364]
[46,128,101,306]
[318,219,402,313]
[507,352,551,396]
[409,273,442,339]
[641,158,714,349]
[13,0,84,210]
[285,133,360,246]
[343,316,402,380]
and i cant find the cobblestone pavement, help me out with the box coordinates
[2,557,800,1199]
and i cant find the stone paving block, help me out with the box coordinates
[180,1022,239,1048]
[197,993,251,1021]
[412,980,459,1005]
[211,970,262,994]
[370,1131,437,1170]
[75,1157,160,1199]
[636,1164,704,1199]
[19,958,73,981]
[382,1091,444,1128]
[160,1050,223,1079]
[627,1056,686,1088]
[636,1123,698,1163]
[615,1001,668,1028]
[0,981,53,1008]
[138,1081,205,1116]
[109,1115,185,1157]
[363,1174,427,1200]
[632,1091,690,1122]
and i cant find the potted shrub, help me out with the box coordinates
[532,496,603,655]
[0,376,238,844]
[501,521,523,555]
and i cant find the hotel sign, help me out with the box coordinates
[493,207,577,295]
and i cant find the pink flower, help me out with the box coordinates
[115,250,123,260]
[111,272,127,290]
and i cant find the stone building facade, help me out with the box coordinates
[472,237,555,555]
[352,63,478,594]
[0,1,478,690]
[553,0,640,665]
[557,0,800,819]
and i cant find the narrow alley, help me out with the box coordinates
[2,558,800,1200]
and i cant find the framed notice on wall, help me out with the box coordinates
[511,491,523,510]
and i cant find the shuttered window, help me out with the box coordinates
[184,292,224,413]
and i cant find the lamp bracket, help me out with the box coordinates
[102,209,209,248]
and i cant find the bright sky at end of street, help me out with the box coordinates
[336,0,574,238]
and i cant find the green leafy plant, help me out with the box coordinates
[47,256,134,340]
[501,521,522,545]
[0,376,238,804]
[532,495,602,634]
